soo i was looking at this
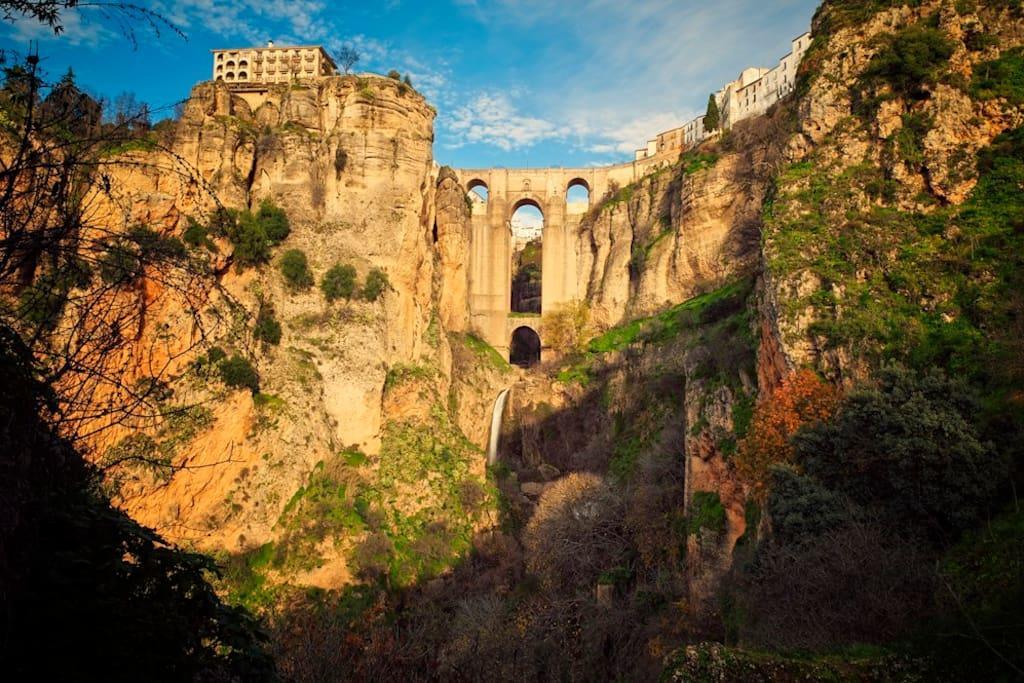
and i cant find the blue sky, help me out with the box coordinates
[2,0,818,168]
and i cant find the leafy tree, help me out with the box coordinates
[735,369,841,495]
[387,69,401,80]
[765,465,849,547]
[703,93,720,132]
[256,198,290,243]
[321,263,358,301]
[280,249,313,290]
[219,354,260,393]
[362,267,389,302]
[254,304,282,346]
[794,364,1003,536]
[542,300,592,355]
[861,25,956,99]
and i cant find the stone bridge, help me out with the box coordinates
[454,154,673,363]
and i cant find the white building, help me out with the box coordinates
[635,31,812,161]
[212,43,337,86]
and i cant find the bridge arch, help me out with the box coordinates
[510,200,543,315]
[466,178,489,211]
[566,178,591,205]
[510,326,541,367]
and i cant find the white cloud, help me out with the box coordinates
[445,92,559,151]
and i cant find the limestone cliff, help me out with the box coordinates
[86,77,508,596]
[762,0,1024,383]
[576,152,763,330]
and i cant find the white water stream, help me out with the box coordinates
[487,389,511,465]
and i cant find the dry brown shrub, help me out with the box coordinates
[522,472,629,594]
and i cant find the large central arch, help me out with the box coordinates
[510,199,543,315]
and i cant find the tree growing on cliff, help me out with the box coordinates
[280,249,313,290]
[542,300,592,355]
[321,263,358,301]
[336,45,360,74]
[703,94,720,132]
[734,369,840,496]
[362,267,389,302]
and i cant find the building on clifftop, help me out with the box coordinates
[211,42,337,86]
[634,31,812,161]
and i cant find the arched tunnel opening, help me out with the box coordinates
[510,327,541,368]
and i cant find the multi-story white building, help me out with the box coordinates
[635,31,812,161]
[211,43,338,86]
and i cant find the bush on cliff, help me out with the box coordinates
[362,267,389,302]
[254,305,282,346]
[860,24,956,100]
[203,199,291,271]
[219,354,260,393]
[321,263,358,301]
[279,249,313,290]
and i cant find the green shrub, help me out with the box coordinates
[18,260,91,330]
[218,355,260,393]
[321,263,358,301]
[204,200,291,271]
[387,70,401,80]
[98,226,185,285]
[970,47,1024,105]
[688,490,727,535]
[795,364,1004,535]
[254,305,282,345]
[206,346,227,364]
[182,219,206,247]
[861,25,956,99]
[279,249,313,290]
[766,465,849,546]
[362,267,389,302]
[255,199,290,243]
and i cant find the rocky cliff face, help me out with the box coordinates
[87,77,508,594]
[575,152,764,330]
[763,0,1024,382]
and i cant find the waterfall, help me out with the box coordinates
[487,389,511,466]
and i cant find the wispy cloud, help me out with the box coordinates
[445,92,561,151]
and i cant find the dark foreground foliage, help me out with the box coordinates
[0,325,276,680]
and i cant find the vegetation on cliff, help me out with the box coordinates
[0,10,275,676]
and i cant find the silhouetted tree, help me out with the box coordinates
[336,44,360,74]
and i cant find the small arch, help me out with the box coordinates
[566,178,590,206]
[225,72,235,81]
[510,327,541,367]
[239,59,249,68]
[216,64,223,73]
[238,71,248,79]
[216,75,224,81]
[226,60,236,68]
[467,179,489,205]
